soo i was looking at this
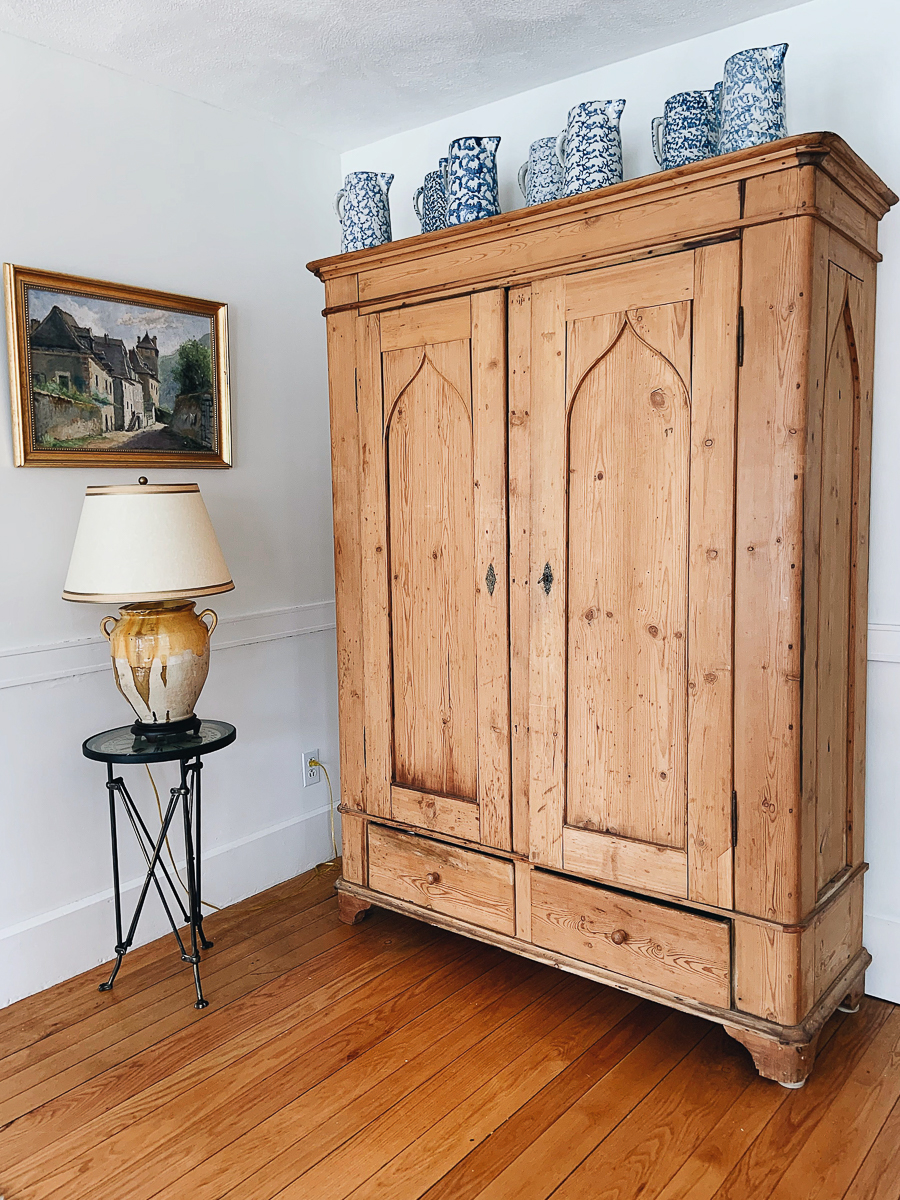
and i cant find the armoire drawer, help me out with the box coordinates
[367,824,516,936]
[531,871,731,1008]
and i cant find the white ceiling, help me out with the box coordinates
[0,0,805,148]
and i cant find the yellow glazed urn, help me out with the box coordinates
[101,600,218,726]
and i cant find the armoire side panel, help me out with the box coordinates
[324,272,367,815]
[815,262,860,893]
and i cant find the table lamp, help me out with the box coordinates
[63,479,233,740]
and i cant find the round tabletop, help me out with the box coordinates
[83,720,237,764]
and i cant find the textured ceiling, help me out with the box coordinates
[0,0,805,147]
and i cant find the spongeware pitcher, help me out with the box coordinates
[414,160,447,234]
[334,171,393,253]
[718,43,788,156]
[518,136,564,207]
[556,99,625,197]
[652,89,718,171]
[445,136,501,225]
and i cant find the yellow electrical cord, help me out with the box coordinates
[146,765,220,912]
[145,755,339,913]
[310,757,339,862]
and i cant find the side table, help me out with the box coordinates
[83,720,236,1009]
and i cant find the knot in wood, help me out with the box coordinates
[610,929,628,946]
[650,388,666,408]
[647,625,659,637]
[584,608,595,623]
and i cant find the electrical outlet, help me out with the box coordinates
[302,749,321,788]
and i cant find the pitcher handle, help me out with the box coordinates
[651,116,665,168]
[198,609,218,637]
[333,189,345,221]
[555,131,566,168]
[413,186,424,221]
[517,162,529,200]
[100,615,118,640]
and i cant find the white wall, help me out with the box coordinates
[0,34,343,1005]
[344,0,900,1004]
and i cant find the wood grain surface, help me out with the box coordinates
[3,865,894,1200]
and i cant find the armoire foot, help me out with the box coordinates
[724,1026,822,1088]
[337,892,372,925]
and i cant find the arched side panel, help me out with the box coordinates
[816,270,861,893]
[566,308,692,849]
[384,340,478,800]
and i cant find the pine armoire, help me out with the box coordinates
[309,133,896,1086]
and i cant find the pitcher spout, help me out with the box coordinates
[378,172,394,194]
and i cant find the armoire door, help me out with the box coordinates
[525,247,740,906]
[356,291,512,850]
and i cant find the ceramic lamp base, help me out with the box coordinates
[131,714,202,742]
[101,600,219,730]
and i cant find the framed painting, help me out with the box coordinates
[4,264,231,467]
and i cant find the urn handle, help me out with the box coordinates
[100,615,118,640]
[413,186,424,222]
[517,161,529,200]
[555,130,567,168]
[198,609,219,637]
[333,188,345,222]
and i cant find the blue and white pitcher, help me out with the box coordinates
[518,136,564,207]
[718,43,788,156]
[556,99,626,197]
[652,90,718,171]
[333,171,393,253]
[414,159,447,233]
[445,137,501,225]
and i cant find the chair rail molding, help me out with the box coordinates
[0,601,337,690]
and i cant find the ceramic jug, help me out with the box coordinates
[414,160,447,233]
[517,136,564,207]
[445,136,501,225]
[711,80,724,149]
[333,171,393,253]
[556,99,625,197]
[718,43,788,156]
[652,90,718,171]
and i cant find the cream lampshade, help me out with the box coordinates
[63,481,233,739]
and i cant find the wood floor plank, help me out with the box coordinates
[165,953,545,1200]
[1,861,897,1200]
[0,909,361,1123]
[472,1010,708,1200]
[653,1013,849,1200]
[272,974,600,1200]
[0,892,339,1086]
[843,1093,900,1200]
[341,985,640,1200]
[0,863,341,1063]
[420,998,654,1200]
[9,922,461,1199]
[547,1027,753,1199]
[1,915,437,1188]
[767,1006,900,1200]
[0,911,405,1170]
[714,999,894,1200]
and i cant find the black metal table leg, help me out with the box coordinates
[84,720,236,1010]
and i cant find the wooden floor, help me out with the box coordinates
[2,863,899,1200]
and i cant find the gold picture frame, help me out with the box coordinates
[5,263,231,467]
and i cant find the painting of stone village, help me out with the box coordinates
[6,266,231,467]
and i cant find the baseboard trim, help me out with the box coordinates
[0,802,339,1007]
[0,601,336,691]
[863,912,900,1003]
